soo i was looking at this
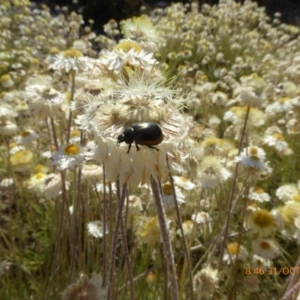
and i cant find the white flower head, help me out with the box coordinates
[173,176,195,190]
[16,129,39,145]
[193,266,219,298]
[191,211,212,224]
[252,238,279,260]
[48,49,94,73]
[87,220,108,238]
[81,164,103,184]
[120,15,158,42]
[223,242,248,264]
[232,85,261,107]
[0,120,18,136]
[26,172,47,195]
[25,84,66,118]
[44,173,68,200]
[98,42,158,79]
[249,187,271,202]
[0,178,14,187]
[276,183,299,202]
[198,156,231,189]
[235,146,272,175]
[84,71,188,187]
[265,97,293,117]
[0,104,18,121]
[161,183,185,210]
[50,143,85,170]
[263,133,291,155]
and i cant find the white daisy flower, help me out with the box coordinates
[191,211,212,224]
[263,133,290,154]
[1,74,14,88]
[0,178,14,187]
[81,164,103,184]
[246,209,276,237]
[249,187,270,202]
[94,182,117,194]
[198,156,231,189]
[162,183,185,210]
[120,15,159,45]
[50,144,85,170]
[252,238,279,259]
[265,97,293,117]
[44,173,67,200]
[0,104,18,121]
[83,72,188,187]
[26,172,47,195]
[235,146,272,175]
[87,220,108,238]
[223,107,265,127]
[233,85,261,107]
[48,49,94,73]
[173,176,195,190]
[211,91,228,106]
[276,183,299,202]
[16,129,39,145]
[0,120,18,136]
[98,46,157,76]
[25,84,66,118]
[223,242,248,264]
[193,266,219,298]
[251,254,272,269]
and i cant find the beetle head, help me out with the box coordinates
[117,127,135,146]
[117,133,125,146]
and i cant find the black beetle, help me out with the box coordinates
[117,122,164,153]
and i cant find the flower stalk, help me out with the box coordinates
[150,176,179,300]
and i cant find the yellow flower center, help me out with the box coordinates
[293,194,300,202]
[162,183,173,195]
[278,97,290,104]
[252,209,274,228]
[114,40,142,53]
[42,87,58,99]
[34,164,48,174]
[146,272,156,283]
[272,133,284,141]
[35,172,44,180]
[280,202,300,224]
[1,74,12,82]
[201,74,208,81]
[31,58,39,65]
[249,147,258,156]
[254,187,264,194]
[254,257,263,267]
[21,131,30,137]
[63,49,83,58]
[70,130,81,138]
[260,241,271,250]
[64,144,80,155]
[10,150,33,165]
[50,47,60,55]
[180,176,188,182]
[227,242,240,255]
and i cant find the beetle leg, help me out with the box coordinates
[127,143,132,153]
[147,145,159,151]
[135,142,140,152]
